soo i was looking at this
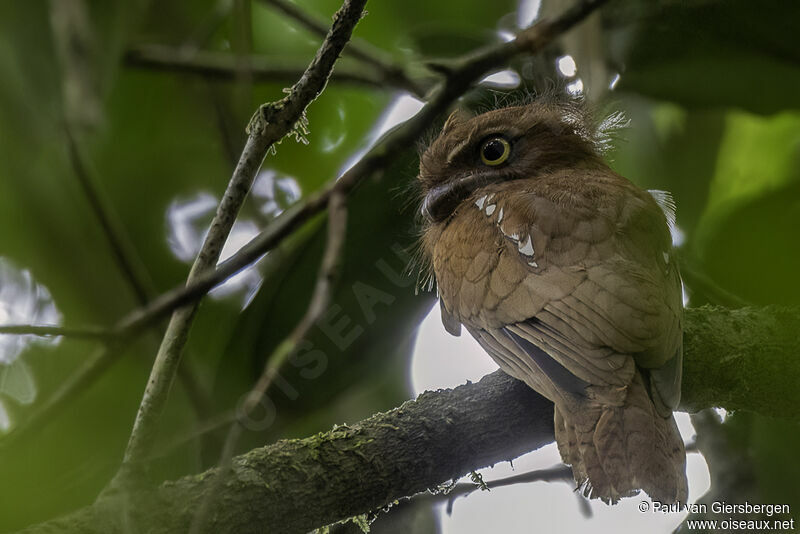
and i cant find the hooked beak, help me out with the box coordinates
[421,172,495,223]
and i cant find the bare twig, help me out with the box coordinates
[259,0,426,96]
[124,44,386,88]
[1,344,123,451]
[117,0,370,476]
[430,465,594,518]
[49,0,215,431]
[417,465,573,507]
[0,324,111,339]
[65,108,215,426]
[421,445,702,512]
[114,0,612,337]
[64,129,156,309]
[180,0,235,53]
[4,0,608,450]
[140,226,323,465]
[244,191,346,418]
[189,191,348,532]
[48,0,101,128]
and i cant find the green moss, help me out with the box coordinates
[313,513,371,534]
[469,471,489,491]
[350,514,371,532]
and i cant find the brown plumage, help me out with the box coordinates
[418,98,687,504]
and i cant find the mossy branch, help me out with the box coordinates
[19,305,800,534]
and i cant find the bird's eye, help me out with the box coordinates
[480,137,511,166]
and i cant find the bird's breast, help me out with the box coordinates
[431,188,549,327]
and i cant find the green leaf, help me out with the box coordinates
[693,110,800,304]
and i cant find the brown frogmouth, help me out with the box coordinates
[418,98,687,504]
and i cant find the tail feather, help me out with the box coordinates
[555,371,687,504]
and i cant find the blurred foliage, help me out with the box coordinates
[0,0,798,532]
[611,0,800,115]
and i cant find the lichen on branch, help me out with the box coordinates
[20,305,800,534]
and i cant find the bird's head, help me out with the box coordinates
[418,98,622,223]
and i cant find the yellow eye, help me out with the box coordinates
[480,137,511,166]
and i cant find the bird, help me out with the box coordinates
[417,96,688,504]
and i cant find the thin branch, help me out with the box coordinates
[145,409,237,464]
[48,0,101,128]
[124,44,386,88]
[52,0,218,419]
[64,126,156,309]
[0,123,183,446]
[0,324,111,340]
[422,446,699,512]
[117,0,369,476]
[180,0,235,53]
[3,0,608,451]
[417,465,573,507]
[242,191,347,420]
[139,229,324,465]
[118,0,612,337]
[52,0,216,426]
[425,464,595,520]
[259,0,426,96]
[65,100,215,427]
[50,0,220,427]
[189,190,348,532]
[1,344,122,452]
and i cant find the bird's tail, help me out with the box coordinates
[554,372,688,504]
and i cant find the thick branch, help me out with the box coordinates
[681,305,800,420]
[22,371,552,534]
[19,305,799,534]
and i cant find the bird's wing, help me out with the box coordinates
[435,176,682,411]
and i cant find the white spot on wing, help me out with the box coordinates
[497,207,504,223]
[475,195,487,210]
[499,221,520,243]
[518,235,534,256]
[485,204,496,216]
[528,260,539,268]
